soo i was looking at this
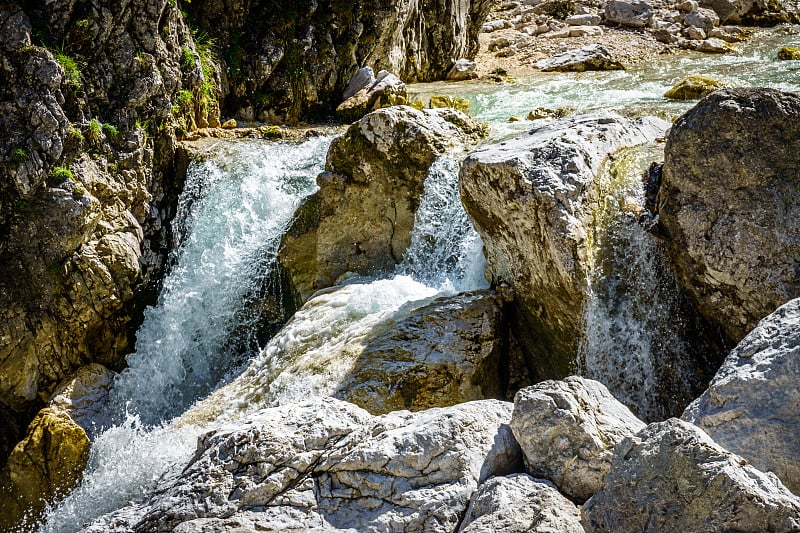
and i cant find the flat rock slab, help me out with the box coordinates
[536,44,625,71]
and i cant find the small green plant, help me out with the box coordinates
[172,89,193,114]
[87,118,103,142]
[54,51,82,89]
[69,127,84,142]
[49,166,74,182]
[102,123,120,139]
[12,148,27,163]
[181,47,196,70]
[135,51,148,65]
[72,185,86,197]
[107,162,118,172]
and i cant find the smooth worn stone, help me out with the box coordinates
[459,113,668,379]
[446,58,479,81]
[582,418,800,532]
[683,298,800,495]
[605,0,655,27]
[510,377,645,502]
[336,70,408,122]
[663,75,726,99]
[536,44,624,71]
[84,398,523,533]
[658,88,800,344]
[0,407,90,530]
[459,474,584,533]
[48,363,116,434]
[343,66,377,100]
[280,105,487,302]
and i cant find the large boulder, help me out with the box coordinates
[510,377,645,502]
[657,88,800,345]
[605,0,655,27]
[0,408,90,530]
[701,0,800,24]
[280,105,487,303]
[683,297,800,494]
[459,474,584,533]
[83,398,523,532]
[185,0,494,123]
[535,44,624,72]
[459,113,668,379]
[582,418,800,532]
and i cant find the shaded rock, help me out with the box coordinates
[535,44,624,71]
[85,398,523,533]
[459,474,584,533]
[683,298,800,494]
[447,59,479,81]
[430,94,471,114]
[48,363,115,433]
[658,88,800,344]
[701,0,799,24]
[336,70,408,123]
[343,66,377,100]
[582,418,800,532]
[510,377,645,502]
[459,113,668,379]
[0,407,90,530]
[778,45,800,59]
[663,75,726,99]
[605,0,655,27]
[280,106,487,302]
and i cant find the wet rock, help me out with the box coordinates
[663,75,726,99]
[336,70,408,123]
[708,25,751,41]
[447,59,479,81]
[658,88,800,344]
[535,44,625,71]
[510,377,646,502]
[682,36,735,52]
[0,408,90,529]
[526,107,574,120]
[280,106,487,302]
[582,418,800,532]
[48,363,115,433]
[84,398,523,533]
[683,298,800,494]
[778,46,800,59]
[459,113,668,378]
[605,0,655,27]
[459,474,584,533]
[430,94,471,114]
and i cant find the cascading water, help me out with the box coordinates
[578,144,720,421]
[40,135,334,533]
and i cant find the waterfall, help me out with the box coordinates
[578,145,714,421]
[40,135,333,533]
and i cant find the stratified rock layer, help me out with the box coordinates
[510,377,645,502]
[683,297,800,494]
[459,114,668,379]
[82,398,523,533]
[280,106,487,302]
[658,88,800,344]
[582,418,800,532]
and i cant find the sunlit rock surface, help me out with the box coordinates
[82,398,522,533]
[683,297,800,494]
[582,418,800,532]
[658,88,800,344]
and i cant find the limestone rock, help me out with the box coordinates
[0,407,90,530]
[342,66,377,100]
[510,377,645,502]
[336,70,407,123]
[663,75,726,99]
[680,36,735,52]
[683,298,800,494]
[566,13,602,24]
[459,474,584,533]
[701,0,799,24]
[582,418,800,532]
[708,25,750,41]
[658,88,800,344]
[778,46,800,59]
[605,0,655,27]
[459,113,668,378]
[48,363,115,433]
[535,44,624,72]
[683,7,720,30]
[280,106,487,302]
[85,398,523,533]
[526,107,574,120]
[447,59,479,81]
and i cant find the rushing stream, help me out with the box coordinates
[41,26,800,531]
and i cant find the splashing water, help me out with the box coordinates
[40,136,333,532]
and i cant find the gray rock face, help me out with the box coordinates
[459,474,584,533]
[535,44,624,71]
[459,114,668,379]
[48,363,115,434]
[510,377,645,502]
[658,88,800,344]
[83,398,523,533]
[605,0,655,27]
[582,418,800,532]
[280,106,487,302]
[683,298,800,494]
[701,0,799,24]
